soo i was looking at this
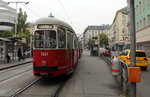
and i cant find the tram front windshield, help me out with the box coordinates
[34,30,56,48]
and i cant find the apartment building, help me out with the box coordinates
[0,0,16,32]
[83,25,110,48]
[110,7,129,48]
[135,0,150,56]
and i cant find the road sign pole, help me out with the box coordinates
[129,0,136,97]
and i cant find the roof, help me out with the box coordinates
[84,25,110,34]
[0,38,11,41]
[35,17,73,30]
[7,37,22,42]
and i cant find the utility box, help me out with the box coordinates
[128,67,141,82]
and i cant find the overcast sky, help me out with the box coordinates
[5,0,127,35]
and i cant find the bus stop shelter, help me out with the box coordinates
[7,37,23,62]
[0,38,11,64]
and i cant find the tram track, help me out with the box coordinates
[52,77,67,97]
[10,77,41,97]
[0,63,32,83]
[0,61,32,71]
[0,64,31,74]
[0,68,32,83]
[13,76,69,97]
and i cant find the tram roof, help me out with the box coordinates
[35,17,73,30]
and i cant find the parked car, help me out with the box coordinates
[119,50,148,70]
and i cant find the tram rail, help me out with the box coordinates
[52,78,67,97]
[10,77,41,97]
[0,69,32,83]
[0,61,32,71]
[0,63,31,74]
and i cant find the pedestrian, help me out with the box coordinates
[6,52,11,63]
[17,48,22,61]
[0,48,4,59]
[22,48,26,60]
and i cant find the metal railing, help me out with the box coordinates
[120,60,129,94]
[101,55,129,95]
[101,54,111,69]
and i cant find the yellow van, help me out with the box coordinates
[119,50,148,70]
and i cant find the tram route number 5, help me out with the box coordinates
[41,52,48,56]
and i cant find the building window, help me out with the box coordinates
[95,32,97,35]
[148,0,150,6]
[136,5,138,15]
[139,1,142,13]
[140,20,142,28]
[148,15,150,25]
[88,35,91,39]
[137,22,139,30]
[143,0,145,9]
[143,18,146,27]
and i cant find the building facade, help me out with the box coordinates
[135,0,150,56]
[110,7,129,48]
[83,25,110,48]
[0,0,16,32]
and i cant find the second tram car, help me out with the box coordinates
[33,16,79,77]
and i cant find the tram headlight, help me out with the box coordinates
[41,60,47,66]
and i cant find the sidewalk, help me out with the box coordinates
[60,51,125,97]
[0,58,33,70]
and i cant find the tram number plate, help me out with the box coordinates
[40,73,48,76]
[41,52,48,56]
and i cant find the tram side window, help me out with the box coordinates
[67,32,70,49]
[74,39,77,48]
[70,33,73,49]
[67,31,73,49]
[45,30,56,48]
[58,27,66,48]
[34,31,44,48]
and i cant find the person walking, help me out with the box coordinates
[6,51,11,63]
[17,48,22,61]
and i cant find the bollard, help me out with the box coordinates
[112,56,120,76]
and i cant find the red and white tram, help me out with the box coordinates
[33,16,79,77]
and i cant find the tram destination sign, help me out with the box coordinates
[37,24,53,29]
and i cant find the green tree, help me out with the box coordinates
[88,38,95,47]
[18,32,31,45]
[15,8,31,46]
[99,33,109,47]
[17,8,28,34]
[0,30,14,38]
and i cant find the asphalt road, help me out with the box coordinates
[137,64,150,97]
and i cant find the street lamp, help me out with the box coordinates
[7,1,29,37]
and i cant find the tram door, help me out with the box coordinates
[67,31,73,71]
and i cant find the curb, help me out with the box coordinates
[0,61,33,71]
